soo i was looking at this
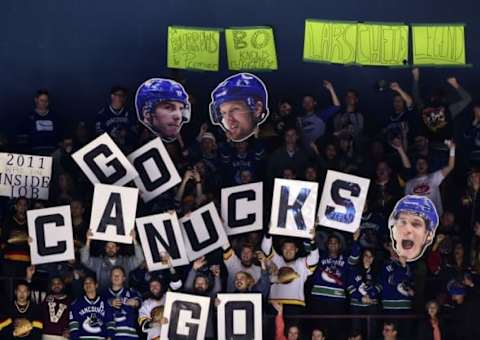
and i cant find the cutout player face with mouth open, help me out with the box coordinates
[389,195,438,262]
[392,213,430,260]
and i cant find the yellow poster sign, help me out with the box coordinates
[356,23,409,66]
[225,27,278,70]
[303,20,357,64]
[167,26,220,71]
[412,24,466,65]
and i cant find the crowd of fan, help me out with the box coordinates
[1,68,480,340]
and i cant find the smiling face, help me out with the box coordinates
[362,249,374,269]
[150,101,185,139]
[220,100,259,141]
[83,277,97,296]
[282,242,298,262]
[311,329,325,340]
[111,268,126,288]
[287,326,300,340]
[327,236,341,256]
[392,212,432,261]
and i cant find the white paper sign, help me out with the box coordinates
[128,138,181,203]
[89,184,139,244]
[180,202,229,261]
[318,170,370,233]
[217,293,262,340]
[0,153,52,200]
[72,133,138,186]
[136,211,189,271]
[160,292,211,340]
[27,206,75,265]
[270,178,318,238]
[221,182,263,236]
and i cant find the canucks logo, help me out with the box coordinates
[82,314,102,334]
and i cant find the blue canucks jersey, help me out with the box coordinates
[69,296,114,340]
[102,287,142,339]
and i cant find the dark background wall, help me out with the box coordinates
[0,0,478,137]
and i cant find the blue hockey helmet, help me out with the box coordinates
[389,195,439,233]
[209,73,269,128]
[135,78,191,135]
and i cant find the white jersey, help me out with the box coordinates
[223,247,262,292]
[261,236,318,306]
[138,297,165,340]
[405,170,444,215]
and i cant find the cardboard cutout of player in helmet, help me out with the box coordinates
[388,195,439,262]
[135,78,191,143]
[209,73,270,142]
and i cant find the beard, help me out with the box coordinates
[150,292,163,300]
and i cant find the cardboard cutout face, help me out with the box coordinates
[209,73,269,142]
[388,195,439,262]
[135,78,191,143]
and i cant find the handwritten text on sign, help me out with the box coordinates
[356,23,409,66]
[412,25,466,65]
[303,20,357,64]
[167,26,220,71]
[0,153,52,199]
[225,27,278,70]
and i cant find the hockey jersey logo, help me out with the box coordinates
[82,313,103,334]
[422,106,447,132]
[413,183,430,195]
[321,267,343,286]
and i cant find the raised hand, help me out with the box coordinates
[323,80,334,91]
[271,302,283,315]
[26,265,36,281]
[210,264,221,277]
[444,139,456,150]
[412,67,420,81]
[353,228,361,241]
[193,256,207,270]
[447,77,460,89]
[390,137,403,150]
[183,170,194,182]
[390,82,401,92]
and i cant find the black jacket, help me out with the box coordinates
[416,317,446,340]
